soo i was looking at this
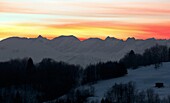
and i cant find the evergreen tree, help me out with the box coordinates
[14,92,22,103]
[26,58,34,72]
[101,98,105,103]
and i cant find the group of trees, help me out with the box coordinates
[103,82,136,103]
[0,58,127,102]
[120,44,170,69]
[55,86,94,103]
[83,62,127,84]
[101,82,170,103]
[0,58,81,102]
[0,86,40,103]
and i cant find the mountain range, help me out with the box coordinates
[0,35,170,67]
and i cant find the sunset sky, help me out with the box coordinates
[0,0,170,40]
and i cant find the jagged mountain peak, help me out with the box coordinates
[32,35,49,43]
[84,38,103,42]
[105,36,116,40]
[37,35,44,39]
[36,35,48,40]
[52,35,80,41]
[105,36,122,41]
[126,37,136,41]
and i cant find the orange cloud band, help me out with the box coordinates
[0,21,170,40]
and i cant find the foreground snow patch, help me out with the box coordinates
[93,62,170,99]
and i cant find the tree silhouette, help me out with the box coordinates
[14,92,22,103]
[26,58,34,72]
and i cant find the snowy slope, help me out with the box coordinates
[45,62,170,103]
[92,62,170,101]
[0,35,170,66]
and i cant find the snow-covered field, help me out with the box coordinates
[46,62,170,103]
[92,62,170,100]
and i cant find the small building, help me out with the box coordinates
[155,83,164,88]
